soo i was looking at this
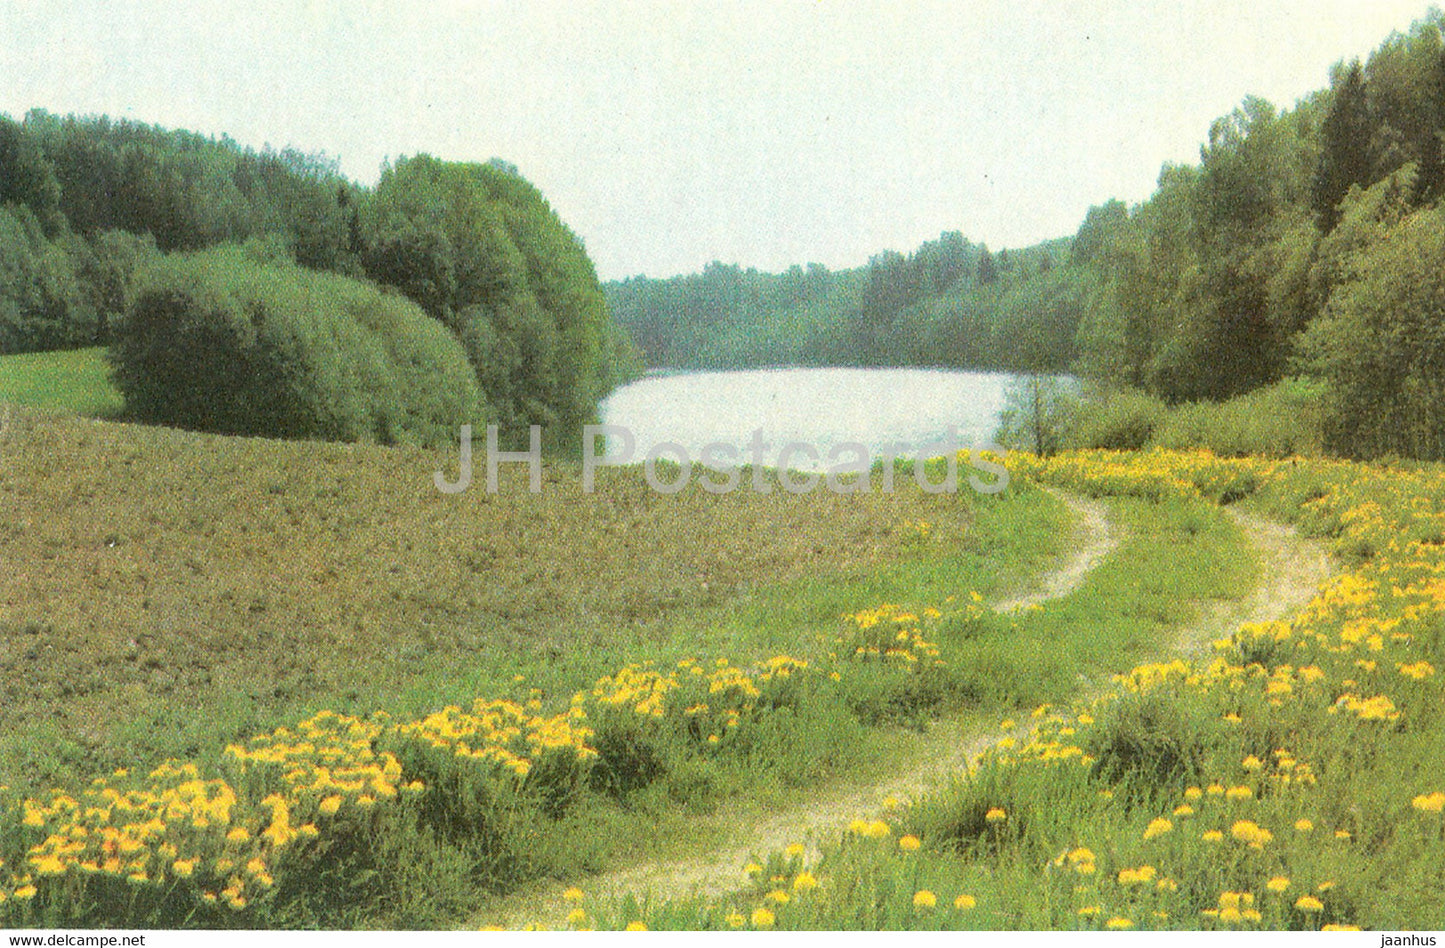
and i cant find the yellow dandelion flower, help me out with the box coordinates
[1294,818,1314,832]
[751,907,775,928]
[1106,917,1134,929]
[985,807,1007,823]
[765,890,790,905]
[566,909,586,926]
[1143,817,1173,839]
[784,843,804,858]
[913,889,937,909]
[793,872,818,892]
[1295,895,1324,912]
[955,894,977,910]
[899,834,921,852]
[563,887,585,902]
[32,855,66,876]
[624,921,647,931]
[1267,876,1290,892]
[725,912,745,928]
[1411,791,1445,813]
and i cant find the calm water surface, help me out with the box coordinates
[598,367,1023,470]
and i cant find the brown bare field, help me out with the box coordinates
[0,407,1008,794]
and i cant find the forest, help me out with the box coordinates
[5,11,1445,460]
[606,234,1083,373]
[0,110,641,448]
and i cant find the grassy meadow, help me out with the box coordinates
[8,345,1440,931]
[0,348,123,420]
[562,452,1445,931]
[0,376,1276,928]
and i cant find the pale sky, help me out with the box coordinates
[0,1,1437,279]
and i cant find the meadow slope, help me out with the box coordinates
[566,451,1445,931]
[489,493,1329,929]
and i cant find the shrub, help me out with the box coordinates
[109,246,485,444]
[1152,378,1326,458]
[1085,691,1213,800]
[1065,388,1167,451]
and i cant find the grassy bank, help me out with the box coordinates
[0,408,1067,796]
[0,406,1084,927]
[0,403,1272,929]
[582,450,1445,931]
[0,409,1274,929]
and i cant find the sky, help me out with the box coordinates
[1,1,1439,280]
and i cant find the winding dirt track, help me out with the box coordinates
[477,492,1333,928]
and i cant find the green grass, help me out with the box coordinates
[0,398,1275,929]
[0,408,1071,806]
[0,407,1099,928]
[0,346,123,417]
[949,496,1256,709]
[584,451,1445,931]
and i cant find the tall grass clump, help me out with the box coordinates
[109,245,485,445]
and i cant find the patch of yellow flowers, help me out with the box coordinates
[595,449,1443,930]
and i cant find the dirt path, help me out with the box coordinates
[994,491,1118,612]
[478,495,1332,928]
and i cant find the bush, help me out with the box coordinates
[1065,388,1167,451]
[1152,378,1326,458]
[1060,380,1326,460]
[109,246,485,445]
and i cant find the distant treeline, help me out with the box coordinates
[612,10,1445,462]
[607,233,1085,374]
[0,110,640,446]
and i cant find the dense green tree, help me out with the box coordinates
[1298,195,1445,459]
[1362,15,1445,202]
[0,205,96,352]
[1312,61,1373,232]
[0,116,64,236]
[361,155,612,444]
[976,246,998,285]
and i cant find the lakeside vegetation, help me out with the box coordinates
[0,407,1265,928]
[608,9,1445,465]
[5,11,1445,463]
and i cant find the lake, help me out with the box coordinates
[597,366,1024,471]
